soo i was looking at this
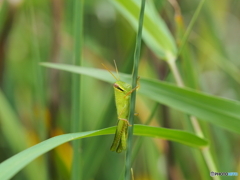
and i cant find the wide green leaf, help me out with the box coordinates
[0,125,207,180]
[109,0,177,60]
[41,63,240,134]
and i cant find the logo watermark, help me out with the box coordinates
[210,171,238,177]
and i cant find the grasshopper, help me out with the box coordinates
[102,62,139,153]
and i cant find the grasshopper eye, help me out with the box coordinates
[117,87,124,92]
[114,84,124,92]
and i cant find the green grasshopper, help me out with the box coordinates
[102,62,139,153]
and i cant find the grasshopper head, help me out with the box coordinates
[114,81,132,94]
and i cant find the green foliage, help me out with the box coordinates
[0,0,240,180]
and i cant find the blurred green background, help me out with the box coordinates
[0,0,240,179]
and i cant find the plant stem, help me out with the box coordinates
[168,58,184,87]
[125,0,145,179]
[178,0,206,56]
[168,56,220,180]
[71,0,84,180]
[168,0,220,177]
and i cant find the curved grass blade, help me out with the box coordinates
[0,125,208,180]
[40,63,240,134]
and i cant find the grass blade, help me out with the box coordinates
[0,125,208,180]
[40,63,240,134]
[178,0,206,56]
[71,0,84,179]
[125,0,145,179]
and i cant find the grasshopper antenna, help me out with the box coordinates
[113,60,120,80]
[101,63,119,81]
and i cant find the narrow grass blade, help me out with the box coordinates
[125,0,145,179]
[178,0,206,55]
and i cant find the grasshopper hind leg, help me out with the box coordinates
[110,118,130,153]
[116,123,128,153]
[110,129,122,152]
[116,140,123,153]
[110,119,126,152]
